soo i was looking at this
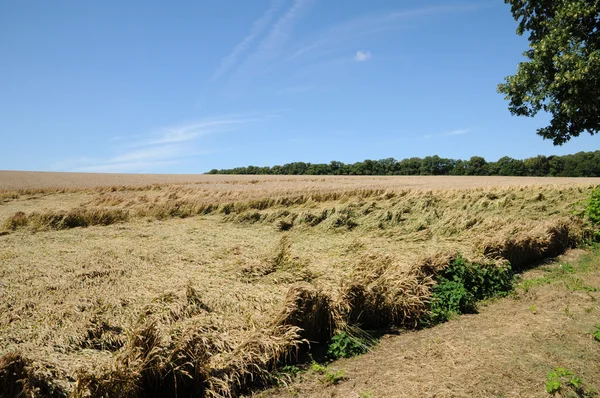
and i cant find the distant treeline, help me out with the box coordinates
[206,150,600,177]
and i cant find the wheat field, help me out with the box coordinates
[0,172,599,397]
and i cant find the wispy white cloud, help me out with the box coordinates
[383,4,485,22]
[108,145,183,163]
[141,115,270,146]
[288,41,325,60]
[287,4,487,61]
[354,50,372,62]
[256,0,314,58]
[53,114,274,173]
[210,0,284,82]
[54,144,208,173]
[225,0,315,88]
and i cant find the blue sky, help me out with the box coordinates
[1,0,598,173]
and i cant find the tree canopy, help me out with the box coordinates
[498,0,600,145]
[206,150,600,177]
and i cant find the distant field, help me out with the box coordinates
[2,170,600,190]
[0,172,599,397]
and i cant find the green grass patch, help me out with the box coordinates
[519,244,600,294]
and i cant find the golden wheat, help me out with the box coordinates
[0,175,598,397]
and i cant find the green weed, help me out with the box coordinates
[586,188,600,226]
[324,370,346,385]
[427,255,514,325]
[274,365,303,386]
[529,305,537,313]
[545,367,588,396]
[309,362,346,385]
[564,278,600,293]
[593,325,600,342]
[587,187,600,241]
[279,365,302,376]
[310,362,327,375]
[327,331,373,359]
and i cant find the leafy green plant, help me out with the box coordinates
[529,305,537,313]
[280,365,302,377]
[586,188,600,226]
[310,362,327,375]
[587,188,600,242]
[546,367,586,395]
[324,369,346,385]
[309,362,347,385]
[593,325,600,342]
[327,331,371,359]
[274,365,303,387]
[427,255,514,324]
[429,280,475,323]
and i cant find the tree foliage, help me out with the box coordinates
[206,150,600,177]
[498,0,600,145]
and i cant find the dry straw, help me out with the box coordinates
[0,177,597,397]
